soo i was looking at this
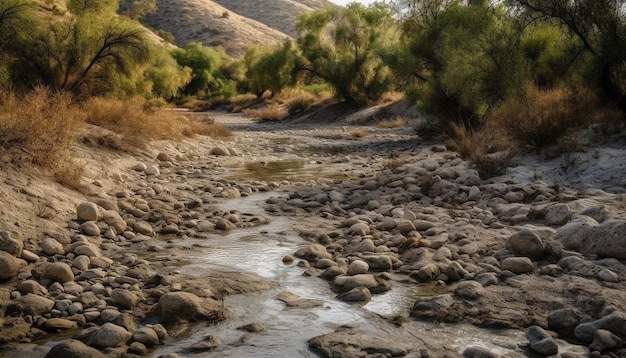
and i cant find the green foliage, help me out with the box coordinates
[143,45,192,99]
[67,0,118,15]
[296,3,398,104]
[171,42,223,96]
[244,40,296,97]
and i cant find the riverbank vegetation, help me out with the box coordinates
[1,0,625,177]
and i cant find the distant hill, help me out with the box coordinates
[136,0,334,57]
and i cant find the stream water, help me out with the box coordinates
[151,192,537,357]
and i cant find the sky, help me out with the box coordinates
[328,0,378,6]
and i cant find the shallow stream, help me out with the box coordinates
[151,192,535,357]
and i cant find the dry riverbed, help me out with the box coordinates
[0,104,625,357]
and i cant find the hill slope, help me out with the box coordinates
[138,0,334,57]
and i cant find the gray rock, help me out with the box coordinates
[158,292,224,324]
[41,262,74,283]
[454,281,484,300]
[44,339,107,358]
[500,257,534,274]
[111,289,141,309]
[347,260,369,275]
[76,202,100,222]
[548,308,582,333]
[132,326,160,347]
[44,318,78,330]
[190,335,221,351]
[294,244,332,262]
[597,269,619,283]
[381,217,397,230]
[79,221,100,236]
[103,210,127,233]
[395,219,416,234]
[128,341,148,355]
[0,251,23,280]
[462,346,497,358]
[361,255,393,270]
[83,322,132,349]
[545,203,571,225]
[554,218,626,259]
[413,264,440,282]
[446,261,469,281]
[475,273,498,287]
[144,165,160,176]
[589,329,623,352]
[336,287,372,302]
[17,280,48,295]
[72,255,90,271]
[321,266,346,279]
[132,163,147,171]
[349,222,370,236]
[73,243,100,258]
[133,221,153,235]
[21,249,39,262]
[507,230,545,259]
[333,274,390,293]
[17,294,54,315]
[210,147,229,156]
[526,325,558,355]
[0,231,23,256]
[574,313,626,342]
[41,237,64,256]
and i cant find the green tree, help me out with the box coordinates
[510,0,626,113]
[142,45,192,99]
[296,3,398,104]
[245,40,297,97]
[11,13,150,95]
[171,42,222,96]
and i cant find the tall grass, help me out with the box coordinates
[488,85,599,148]
[0,87,82,166]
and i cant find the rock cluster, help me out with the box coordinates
[271,149,625,356]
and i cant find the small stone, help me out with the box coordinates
[73,255,90,271]
[545,203,571,225]
[190,335,221,351]
[76,202,100,222]
[413,264,440,282]
[132,163,147,171]
[210,147,229,156]
[507,230,545,259]
[454,281,484,300]
[0,250,22,280]
[128,341,148,355]
[133,326,160,347]
[21,249,39,262]
[144,165,160,176]
[336,287,371,302]
[526,325,558,356]
[0,231,23,256]
[500,257,534,274]
[597,269,619,283]
[42,262,74,283]
[349,222,370,236]
[17,293,54,315]
[462,346,497,358]
[574,314,626,342]
[79,221,100,236]
[111,289,141,309]
[45,340,107,358]
[589,329,623,352]
[84,322,132,349]
[237,322,265,332]
[44,318,78,330]
[73,243,100,258]
[41,237,65,256]
[475,273,498,287]
[17,280,48,295]
[133,221,153,235]
[347,260,369,275]
[547,308,582,332]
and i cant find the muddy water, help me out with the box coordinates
[152,192,537,357]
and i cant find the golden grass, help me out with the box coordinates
[0,87,82,167]
[349,129,368,138]
[382,156,406,170]
[378,91,405,104]
[80,97,231,147]
[488,85,598,149]
[376,116,405,128]
[242,104,289,121]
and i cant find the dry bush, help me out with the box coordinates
[80,97,230,146]
[448,123,515,178]
[378,91,405,104]
[383,156,406,170]
[53,160,85,191]
[242,104,289,121]
[376,116,405,128]
[488,85,599,149]
[285,91,316,113]
[0,87,83,167]
[349,129,368,138]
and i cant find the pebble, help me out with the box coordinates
[500,257,534,274]
[526,325,558,355]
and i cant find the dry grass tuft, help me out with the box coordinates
[349,129,368,138]
[242,104,289,121]
[53,160,85,191]
[488,85,599,149]
[376,116,405,128]
[448,123,515,178]
[378,91,405,104]
[0,87,83,167]
[383,156,406,170]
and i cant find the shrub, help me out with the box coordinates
[376,116,404,128]
[349,129,368,138]
[242,105,289,121]
[488,85,599,149]
[80,97,231,146]
[0,87,83,167]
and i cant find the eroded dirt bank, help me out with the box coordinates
[0,107,625,357]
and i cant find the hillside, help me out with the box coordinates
[138,0,334,57]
